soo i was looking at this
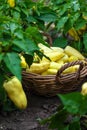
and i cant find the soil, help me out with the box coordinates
[0,89,60,130]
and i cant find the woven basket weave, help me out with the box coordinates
[22,60,87,97]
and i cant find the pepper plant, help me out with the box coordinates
[26,0,87,53]
[0,0,47,110]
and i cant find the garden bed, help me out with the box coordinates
[0,91,60,130]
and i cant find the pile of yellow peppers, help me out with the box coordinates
[20,43,85,75]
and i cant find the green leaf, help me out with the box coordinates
[38,13,57,22]
[24,54,33,67]
[75,18,87,30]
[58,92,81,115]
[40,108,69,130]
[73,2,80,12]
[68,13,80,27]
[14,29,24,39]
[57,16,69,30]
[64,19,73,33]
[25,26,45,44]
[21,8,29,16]
[13,39,29,52]
[25,38,39,52]
[0,53,4,62]
[27,15,37,23]
[3,52,21,81]
[9,22,18,34]
[52,0,65,5]
[69,119,81,130]
[58,3,70,16]
[58,92,87,115]
[53,37,68,48]
[12,10,20,20]
[83,32,87,52]
[13,38,39,55]
[49,109,69,129]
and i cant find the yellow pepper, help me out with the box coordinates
[7,0,15,8]
[3,76,27,109]
[20,55,28,69]
[68,55,78,62]
[64,46,85,60]
[68,27,80,41]
[26,62,50,74]
[82,14,87,21]
[81,82,87,96]
[49,61,64,70]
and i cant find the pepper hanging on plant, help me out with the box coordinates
[3,76,27,110]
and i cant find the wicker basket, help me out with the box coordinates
[22,60,87,97]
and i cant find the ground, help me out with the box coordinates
[0,89,60,130]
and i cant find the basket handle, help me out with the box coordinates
[56,61,84,84]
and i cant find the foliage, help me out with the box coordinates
[40,92,87,130]
[22,0,87,52]
[0,0,47,109]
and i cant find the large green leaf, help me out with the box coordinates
[3,52,21,81]
[58,92,87,115]
[25,26,45,44]
[13,38,39,57]
[13,39,29,53]
[25,38,39,52]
